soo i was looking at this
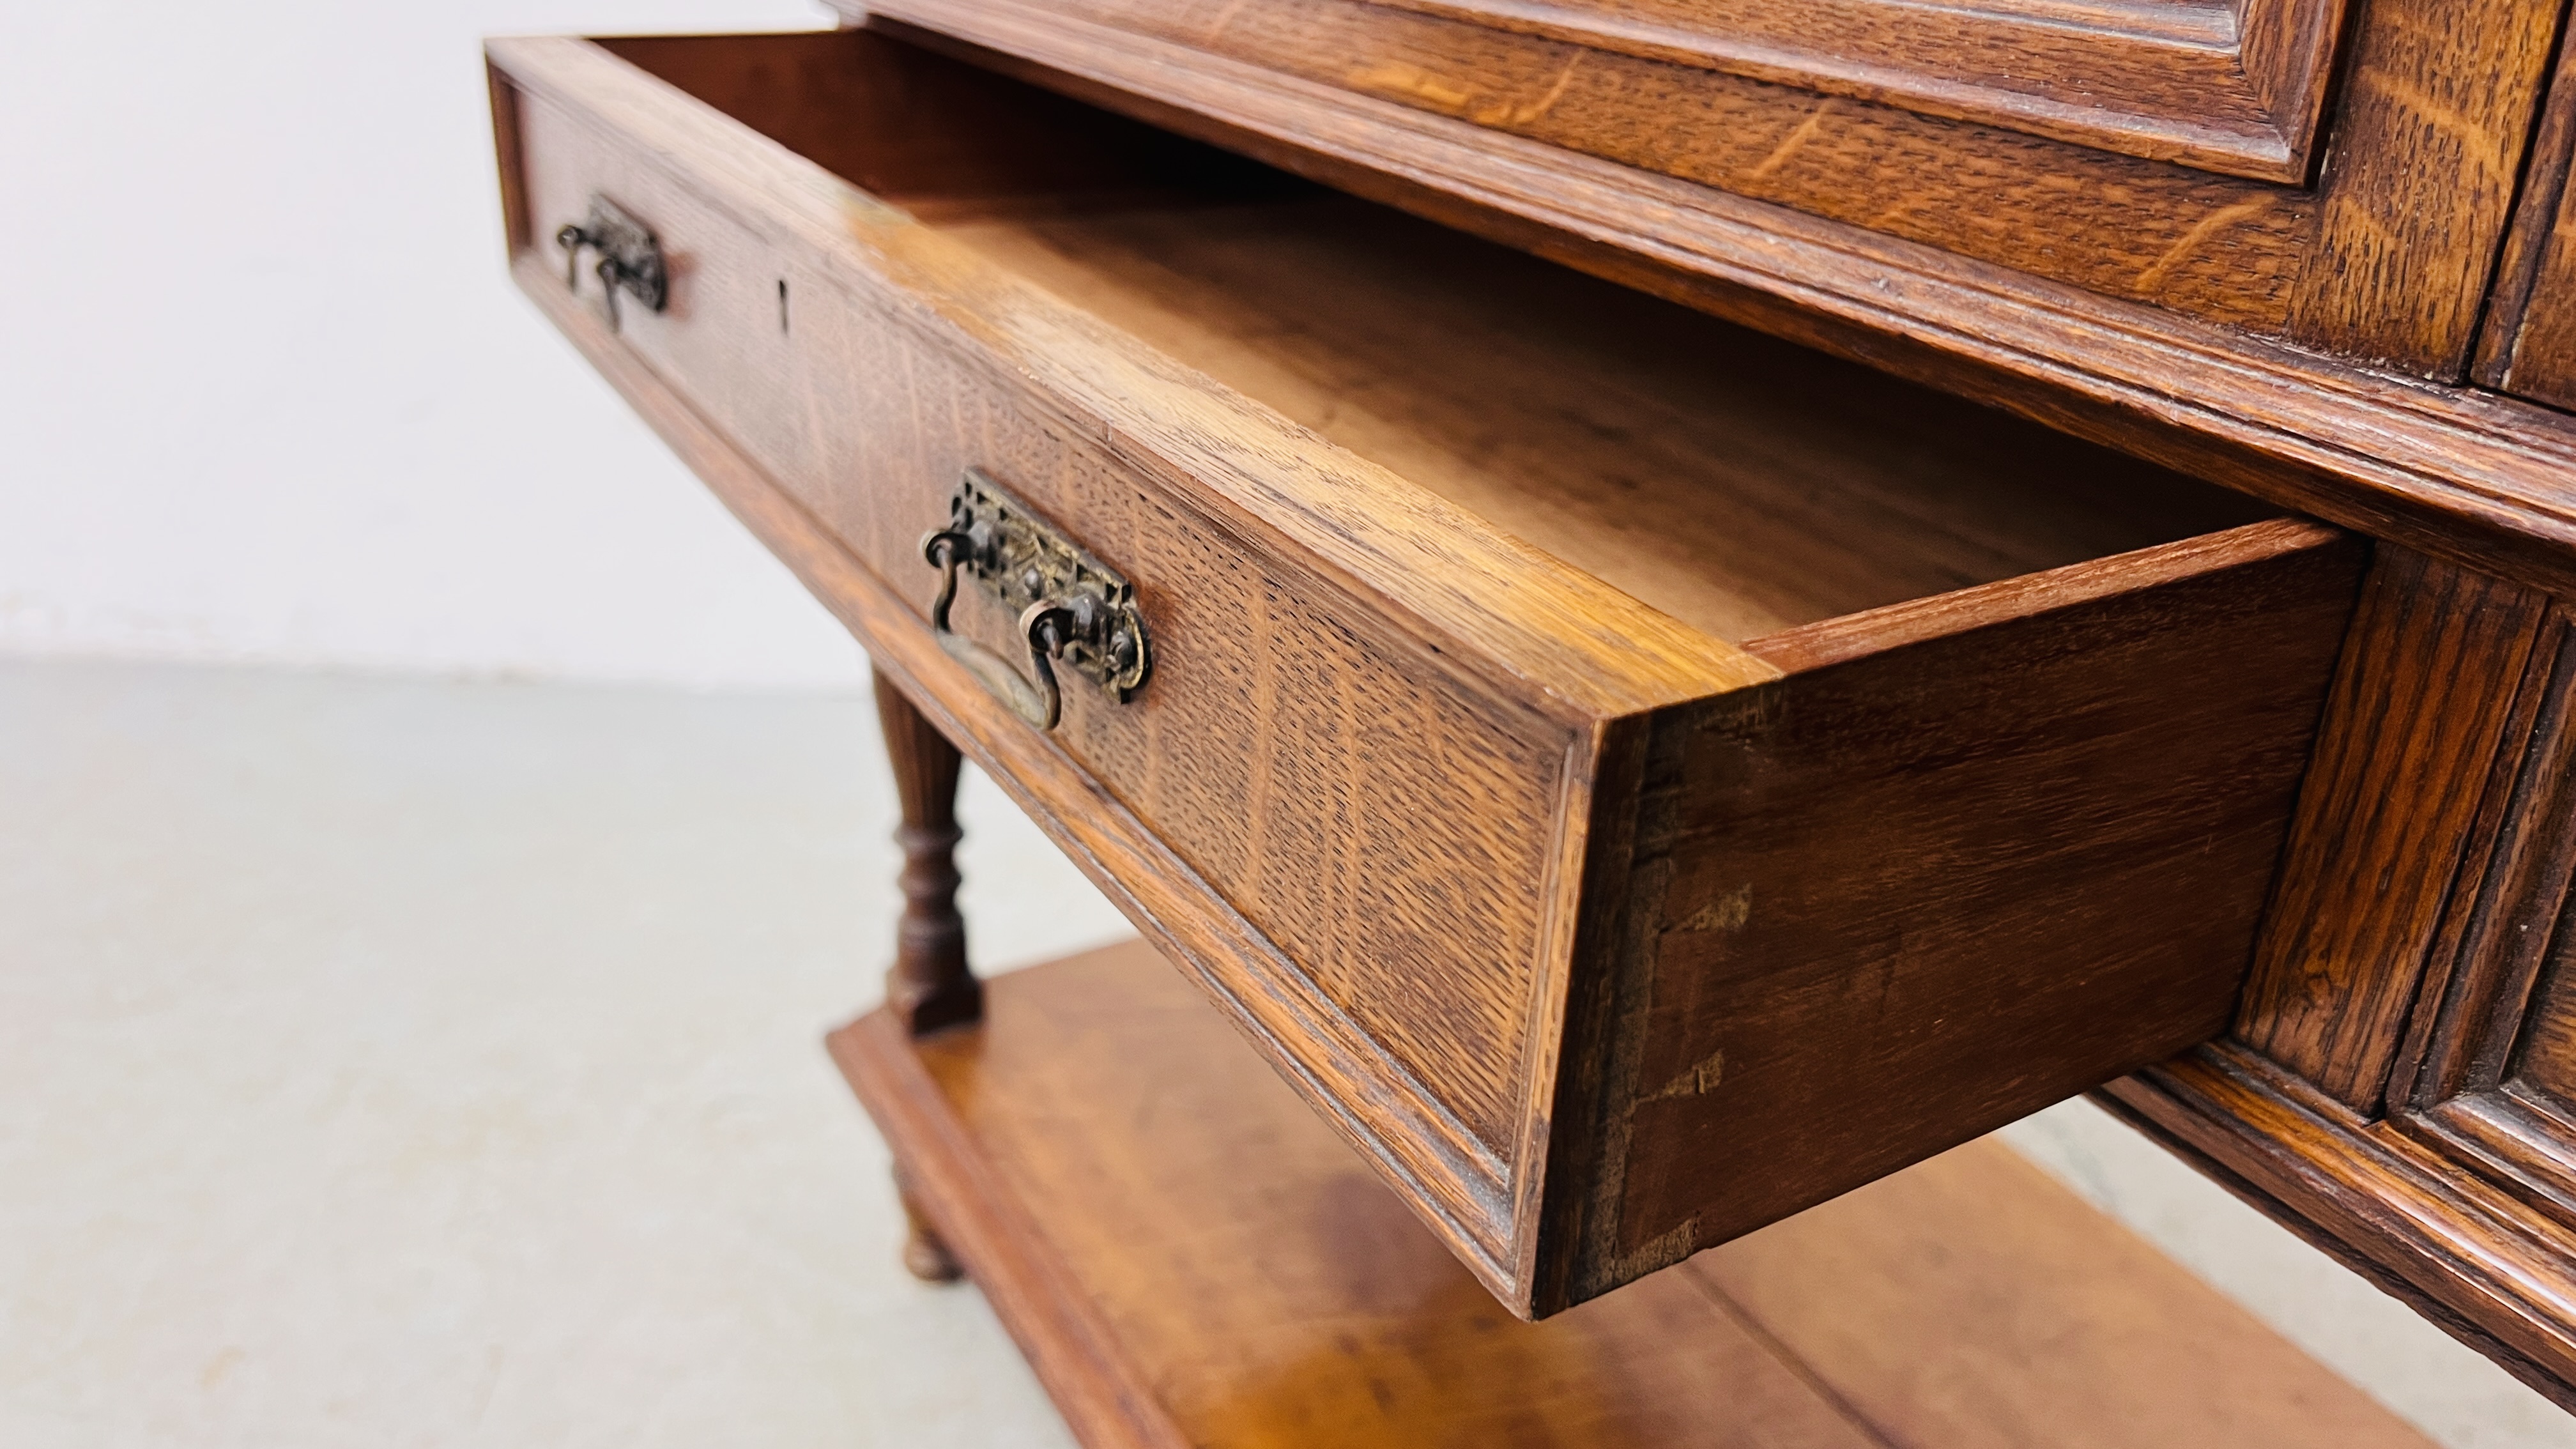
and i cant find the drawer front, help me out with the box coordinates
[850,0,2554,377]
[494,32,1764,1287]
[490,31,2365,1316]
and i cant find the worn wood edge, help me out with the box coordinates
[484,33,1772,723]
[2099,1045,2576,1407]
[1519,711,1664,1317]
[847,1,2576,598]
[1744,516,2348,673]
[1361,0,2317,181]
[486,59,530,256]
[2411,1089,2576,1235]
[1497,717,1634,1309]
[2088,1079,2576,1418]
[829,1008,1190,1449]
[506,249,1545,1301]
[2237,0,2347,173]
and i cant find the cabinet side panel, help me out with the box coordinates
[1580,528,2365,1298]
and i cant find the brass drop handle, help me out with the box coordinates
[924,529,1069,730]
[555,194,668,334]
[919,470,1151,732]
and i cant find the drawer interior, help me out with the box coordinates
[602,31,2275,644]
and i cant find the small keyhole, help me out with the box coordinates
[777,279,790,335]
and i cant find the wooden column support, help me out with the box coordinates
[875,667,982,1282]
[875,667,983,1038]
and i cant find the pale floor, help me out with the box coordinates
[5,657,2573,1448]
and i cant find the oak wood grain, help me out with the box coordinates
[923,0,2314,329]
[499,33,1763,719]
[2480,17,2576,410]
[856,0,2559,377]
[2375,615,2576,1234]
[836,941,2433,1448]
[2108,592,2576,1409]
[500,187,1541,1292]
[938,195,2271,640]
[512,102,1574,1153]
[2136,597,2576,1415]
[1544,520,2365,1306]
[2472,13,2576,394]
[857,4,2576,597]
[2281,0,2563,371]
[1358,0,2342,180]
[1693,1128,2437,1449]
[2103,1044,2576,1411]
[2233,548,2553,1111]
[2392,612,2576,1108]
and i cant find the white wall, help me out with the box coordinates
[0,2,863,691]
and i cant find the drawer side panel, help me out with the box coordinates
[1556,523,2366,1307]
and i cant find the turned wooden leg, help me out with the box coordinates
[874,670,980,1282]
[875,668,982,1036]
[893,1165,964,1283]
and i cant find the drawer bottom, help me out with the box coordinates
[830,939,2428,1449]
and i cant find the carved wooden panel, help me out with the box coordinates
[1361,0,2351,181]
[2232,547,2554,1110]
[2395,613,2576,1209]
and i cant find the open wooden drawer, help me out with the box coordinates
[487,27,2366,1317]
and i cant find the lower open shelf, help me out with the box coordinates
[829,940,2428,1448]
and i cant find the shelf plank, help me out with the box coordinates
[831,940,2432,1448]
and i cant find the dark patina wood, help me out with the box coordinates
[2232,548,2555,1111]
[2124,583,2576,1407]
